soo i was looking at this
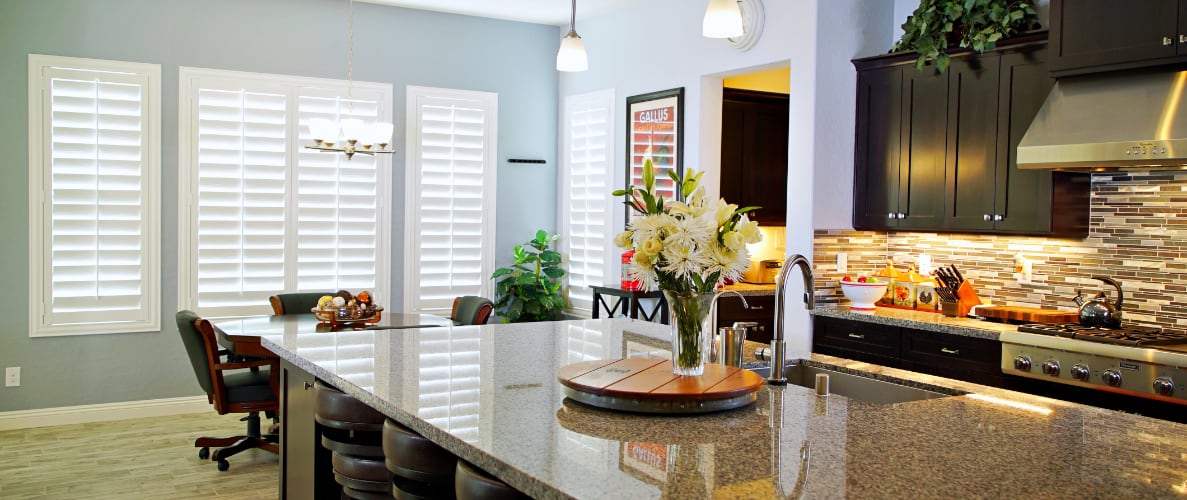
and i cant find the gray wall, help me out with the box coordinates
[0,0,558,411]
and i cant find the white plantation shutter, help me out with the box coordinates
[28,55,161,337]
[405,87,498,315]
[560,90,615,314]
[179,68,391,317]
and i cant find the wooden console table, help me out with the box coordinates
[590,286,669,324]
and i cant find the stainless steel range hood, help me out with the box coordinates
[1018,70,1187,171]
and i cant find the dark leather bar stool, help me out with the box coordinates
[382,418,458,499]
[315,380,391,499]
[454,460,528,500]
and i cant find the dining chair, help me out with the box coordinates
[451,296,494,325]
[269,292,333,315]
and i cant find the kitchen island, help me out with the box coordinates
[257,317,1187,498]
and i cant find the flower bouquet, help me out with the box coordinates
[613,158,762,376]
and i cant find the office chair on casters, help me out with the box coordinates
[452,296,494,325]
[175,310,279,471]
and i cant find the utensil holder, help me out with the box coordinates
[941,281,983,317]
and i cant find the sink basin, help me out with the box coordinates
[748,364,957,404]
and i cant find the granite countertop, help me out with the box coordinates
[812,305,1019,340]
[260,318,1187,499]
[721,283,776,296]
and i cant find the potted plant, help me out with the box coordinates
[491,230,567,323]
[892,0,1041,73]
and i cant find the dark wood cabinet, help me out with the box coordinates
[812,316,1003,387]
[720,88,788,226]
[1050,0,1185,76]
[715,294,775,345]
[852,34,1090,236]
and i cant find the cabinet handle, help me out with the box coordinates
[749,305,765,310]
[897,213,907,219]
[1180,34,1187,44]
[888,212,896,219]
[982,214,991,221]
[993,214,1004,221]
[940,347,960,355]
[303,381,314,390]
[1165,36,1174,46]
[848,333,865,339]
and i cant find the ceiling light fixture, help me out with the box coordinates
[306,0,394,160]
[556,0,588,72]
[703,0,744,38]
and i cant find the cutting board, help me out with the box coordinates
[975,306,1078,324]
[557,358,764,413]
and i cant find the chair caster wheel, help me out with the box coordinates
[198,447,210,460]
[217,459,229,471]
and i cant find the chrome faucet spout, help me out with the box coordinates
[769,254,814,385]
[709,289,749,332]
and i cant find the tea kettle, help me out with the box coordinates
[1072,276,1123,328]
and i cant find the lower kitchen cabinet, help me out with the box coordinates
[813,316,1003,387]
[279,359,335,500]
[715,294,775,345]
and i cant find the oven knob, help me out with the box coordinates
[1013,355,1032,372]
[1102,369,1122,387]
[1071,364,1091,381]
[1041,360,1060,376]
[1154,377,1176,396]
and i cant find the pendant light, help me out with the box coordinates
[305,0,394,159]
[703,0,744,38]
[556,0,588,72]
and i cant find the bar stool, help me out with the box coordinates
[454,460,528,500]
[382,418,457,499]
[315,381,391,499]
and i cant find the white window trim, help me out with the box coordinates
[176,66,393,317]
[559,89,616,317]
[403,85,499,315]
[28,54,161,337]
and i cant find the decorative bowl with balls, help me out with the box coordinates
[839,275,888,310]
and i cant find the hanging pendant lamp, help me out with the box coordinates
[703,0,744,38]
[556,0,588,72]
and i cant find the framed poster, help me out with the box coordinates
[624,88,684,225]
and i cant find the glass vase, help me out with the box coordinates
[662,290,716,377]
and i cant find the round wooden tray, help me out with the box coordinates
[311,306,384,328]
[557,359,765,414]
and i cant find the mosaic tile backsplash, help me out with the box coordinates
[813,171,1187,332]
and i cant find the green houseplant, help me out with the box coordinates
[491,230,567,323]
[892,0,1040,73]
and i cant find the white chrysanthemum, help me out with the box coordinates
[664,213,714,250]
[660,241,712,281]
[737,216,762,244]
[614,230,633,249]
[714,198,738,226]
[629,213,677,244]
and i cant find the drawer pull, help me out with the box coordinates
[303,381,314,390]
[940,347,960,355]
[848,333,865,339]
[749,305,765,310]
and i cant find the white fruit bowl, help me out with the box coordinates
[839,281,889,310]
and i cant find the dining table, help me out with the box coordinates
[213,312,455,358]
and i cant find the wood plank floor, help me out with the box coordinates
[0,412,279,499]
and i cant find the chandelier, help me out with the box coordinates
[306,0,394,159]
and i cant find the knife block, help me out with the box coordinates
[941,281,983,317]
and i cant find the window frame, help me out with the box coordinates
[176,66,393,318]
[27,54,162,337]
[402,85,499,316]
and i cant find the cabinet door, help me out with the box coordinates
[720,90,789,226]
[852,66,903,230]
[1050,0,1179,74]
[715,294,775,345]
[899,329,1003,387]
[943,54,1001,231]
[897,68,947,230]
[994,47,1058,234]
[813,317,901,359]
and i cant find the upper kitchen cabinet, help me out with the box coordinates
[720,88,788,226]
[852,64,947,230]
[1049,0,1186,76]
[852,33,1091,237]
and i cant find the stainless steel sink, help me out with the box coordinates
[749,364,957,404]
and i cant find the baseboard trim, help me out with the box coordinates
[0,396,210,431]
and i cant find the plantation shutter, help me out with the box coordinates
[191,84,289,317]
[29,55,161,336]
[560,90,615,314]
[405,87,498,315]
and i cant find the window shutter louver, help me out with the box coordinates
[561,90,615,314]
[29,56,161,336]
[179,68,392,317]
[405,87,498,315]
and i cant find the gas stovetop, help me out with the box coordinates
[1016,323,1187,346]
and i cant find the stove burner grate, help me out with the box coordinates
[1017,323,1187,346]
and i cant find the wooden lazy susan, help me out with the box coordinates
[556,358,765,414]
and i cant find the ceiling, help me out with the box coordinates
[357,0,645,26]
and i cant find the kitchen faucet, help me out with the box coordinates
[709,289,749,332]
[769,254,815,385]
